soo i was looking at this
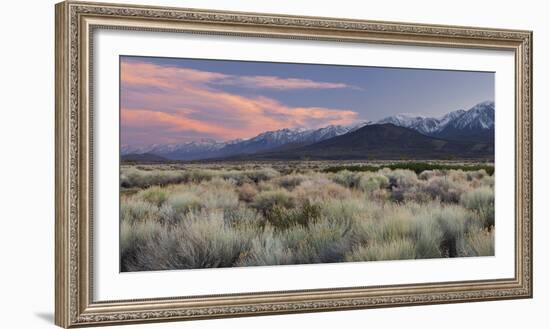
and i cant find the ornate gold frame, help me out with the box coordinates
[55,1,533,327]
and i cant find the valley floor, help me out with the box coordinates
[120,161,495,272]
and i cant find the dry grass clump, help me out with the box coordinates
[120,162,495,271]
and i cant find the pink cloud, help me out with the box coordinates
[216,75,354,90]
[122,108,244,140]
[120,59,359,145]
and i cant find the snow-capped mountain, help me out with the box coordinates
[377,115,440,135]
[121,138,228,160]
[435,101,494,142]
[443,101,494,130]
[122,101,494,161]
[438,109,467,128]
[374,101,494,142]
[122,125,358,160]
[212,125,360,158]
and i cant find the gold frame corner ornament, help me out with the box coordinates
[55,1,533,327]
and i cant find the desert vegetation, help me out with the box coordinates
[120,161,495,272]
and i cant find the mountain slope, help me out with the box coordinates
[121,125,358,161]
[435,101,495,142]
[121,153,168,162]
[236,124,493,160]
[121,101,494,161]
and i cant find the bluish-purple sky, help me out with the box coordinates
[121,56,494,146]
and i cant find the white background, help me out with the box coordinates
[0,0,547,328]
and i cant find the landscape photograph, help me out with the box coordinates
[119,56,495,272]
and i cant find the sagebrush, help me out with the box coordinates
[120,162,495,271]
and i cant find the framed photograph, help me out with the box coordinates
[55,1,532,327]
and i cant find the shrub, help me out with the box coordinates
[345,239,416,262]
[410,211,444,258]
[167,192,202,214]
[222,167,280,184]
[464,228,495,256]
[272,174,306,190]
[319,198,367,233]
[423,176,467,203]
[120,167,186,188]
[467,169,488,181]
[167,210,253,269]
[237,228,294,266]
[198,178,239,210]
[460,186,494,228]
[120,199,158,224]
[481,175,495,188]
[418,170,444,180]
[323,162,494,175]
[382,169,419,188]
[185,169,216,183]
[353,205,413,245]
[237,183,258,203]
[120,163,495,271]
[245,167,280,183]
[265,200,322,230]
[433,206,469,257]
[137,186,169,206]
[448,170,467,182]
[332,170,362,189]
[290,218,354,264]
[252,189,296,215]
[358,173,389,193]
[157,204,179,224]
[121,210,255,271]
[223,206,263,229]
[294,177,351,202]
[120,219,164,271]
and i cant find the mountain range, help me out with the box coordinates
[121,101,495,162]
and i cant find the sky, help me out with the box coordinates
[120,56,494,146]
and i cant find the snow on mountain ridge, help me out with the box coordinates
[375,101,494,134]
[121,101,494,160]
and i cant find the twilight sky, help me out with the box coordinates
[120,56,494,146]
